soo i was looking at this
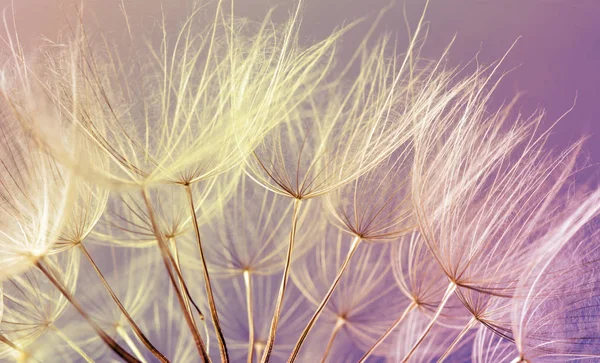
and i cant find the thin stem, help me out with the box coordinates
[320,317,345,363]
[184,183,229,363]
[358,301,418,362]
[170,237,211,352]
[437,316,477,362]
[243,270,254,363]
[79,243,169,363]
[261,198,302,363]
[141,187,210,362]
[34,258,140,363]
[117,326,148,363]
[168,238,193,316]
[401,282,457,362]
[288,236,362,362]
[51,325,95,363]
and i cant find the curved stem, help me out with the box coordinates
[401,282,457,362]
[184,183,229,363]
[358,301,417,362]
[320,317,345,363]
[141,187,210,362]
[288,236,361,362]
[243,270,254,363]
[34,258,140,363]
[51,325,94,363]
[168,238,193,317]
[79,243,169,363]
[261,198,302,363]
[437,316,477,362]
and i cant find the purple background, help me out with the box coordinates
[1,1,599,361]
[3,0,599,176]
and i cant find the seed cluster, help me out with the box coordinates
[0,1,598,363]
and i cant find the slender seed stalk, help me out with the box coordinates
[141,187,210,362]
[184,183,229,363]
[261,198,302,363]
[51,325,95,363]
[170,237,211,352]
[243,270,254,363]
[288,236,362,362]
[169,238,193,316]
[358,301,418,362]
[436,316,477,362]
[117,325,148,363]
[402,282,457,362]
[320,317,345,363]
[78,243,169,363]
[34,258,141,363]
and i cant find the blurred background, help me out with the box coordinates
[2,0,599,178]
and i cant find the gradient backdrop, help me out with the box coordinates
[2,0,599,178]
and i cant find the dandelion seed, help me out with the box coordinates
[0,251,79,360]
[507,191,600,361]
[0,113,73,281]
[0,1,598,362]
[206,273,313,363]
[291,224,406,361]
[391,310,473,363]
[187,175,322,278]
[289,149,415,360]
[408,57,590,359]
[248,16,434,358]
[65,243,166,362]
[359,231,470,362]
[471,325,518,363]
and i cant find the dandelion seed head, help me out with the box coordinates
[0,2,597,362]
[0,113,75,280]
[292,224,407,355]
[327,149,415,243]
[248,33,425,200]
[185,175,323,277]
[0,250,79,358]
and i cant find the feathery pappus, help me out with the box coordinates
[0,0,598,362]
